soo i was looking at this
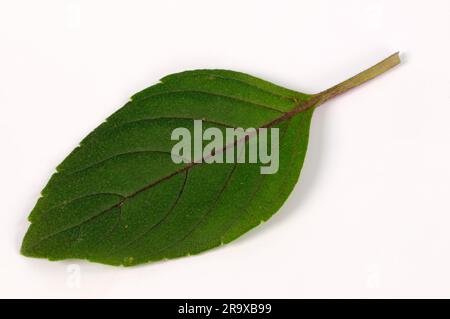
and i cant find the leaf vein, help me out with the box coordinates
[219,120,293,241]
[153,163,239,258]
[132,89,285,114]
[65,150,189,176]
[160,72,297,102]
[115,169,190,254]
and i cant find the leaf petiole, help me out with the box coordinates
[314,52,401,105]
[265,52,400,127]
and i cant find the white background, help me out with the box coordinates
[1,0,449,298]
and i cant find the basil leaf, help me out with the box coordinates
[21,53,400,266]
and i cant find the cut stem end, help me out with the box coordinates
[314,52,401,106]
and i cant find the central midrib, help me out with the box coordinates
[29,97,318,249]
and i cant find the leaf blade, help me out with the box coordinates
[21,69,315,266]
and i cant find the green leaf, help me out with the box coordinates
[21,53,400,266]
